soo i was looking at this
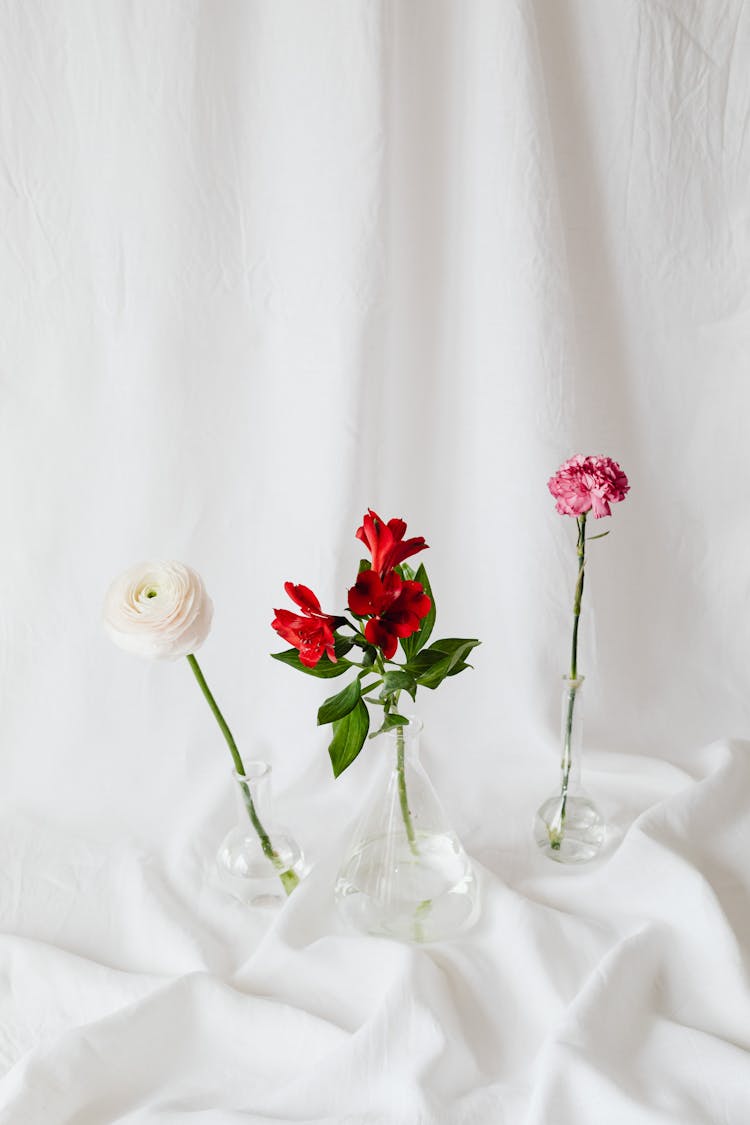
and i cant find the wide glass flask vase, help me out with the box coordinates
[534,677,605,863]
[335,720,479,942]
[216,763,306,905]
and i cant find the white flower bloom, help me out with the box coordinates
[103,561,213,660]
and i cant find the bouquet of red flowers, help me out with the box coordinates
[271,509,480,777]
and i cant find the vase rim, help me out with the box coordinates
[232,761,271,783]
[380,716,423,740]
[561,674,585,685]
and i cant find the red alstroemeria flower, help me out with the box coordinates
[272,582,344,668]
[348,569,431,660]
[356,509,428,577]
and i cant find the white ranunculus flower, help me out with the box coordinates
[103,560,213,660]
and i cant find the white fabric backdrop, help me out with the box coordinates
[1,1,749,1121]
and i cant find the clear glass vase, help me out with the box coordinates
[216,762,306,905]
[534,676,605,863]
[335,720,479,942]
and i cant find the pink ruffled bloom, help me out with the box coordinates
[548,455,629,519]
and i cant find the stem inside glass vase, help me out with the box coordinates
[186,653,299,895]
[549,512,587,850]
[396,722,419,857]
[548,679,578,849]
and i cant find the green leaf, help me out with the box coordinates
[431,637,480,658]
[379,669,417,702]
[395,561,416,581]
[403,649,444,682]
[368,712,409,738]
[406,637,479,669]
[385,712,408,728]
[405,637,480,690]
[328,699,370,776]
[317,677,362,725]
[271,648,352,679]
[400,563,436,660]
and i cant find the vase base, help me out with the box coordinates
[216,829,305,905]
[335,830,479,942]
[533,794,605,864]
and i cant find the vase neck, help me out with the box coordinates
[386,719,421,765]
[233,762,273,822]
[562,674,584,692]
[560,678,584,790]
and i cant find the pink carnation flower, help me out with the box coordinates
[548,455,629,519]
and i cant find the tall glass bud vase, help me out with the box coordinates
[335,720,479,943]
[534,676,605,863]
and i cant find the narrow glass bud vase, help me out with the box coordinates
[534,676,605,863]
[216,763,305,906]
[335,720,479,943]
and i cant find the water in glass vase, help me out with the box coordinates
[335,720,479,942]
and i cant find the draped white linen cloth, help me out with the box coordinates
[1,1,748,1121]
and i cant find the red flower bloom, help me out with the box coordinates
[356,509,428,577]
[348,569,431,660]
[272,583,344,668]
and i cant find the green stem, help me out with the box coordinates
[549,683,577,849]
[396,722,419,857]
[570,512,587,681]
[186,654,298,895]
[374,652,419,858]
[550,513,586,850]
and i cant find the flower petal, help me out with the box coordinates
[103,561,212,661]
[284,582,322,614]
[364,617,398,659]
